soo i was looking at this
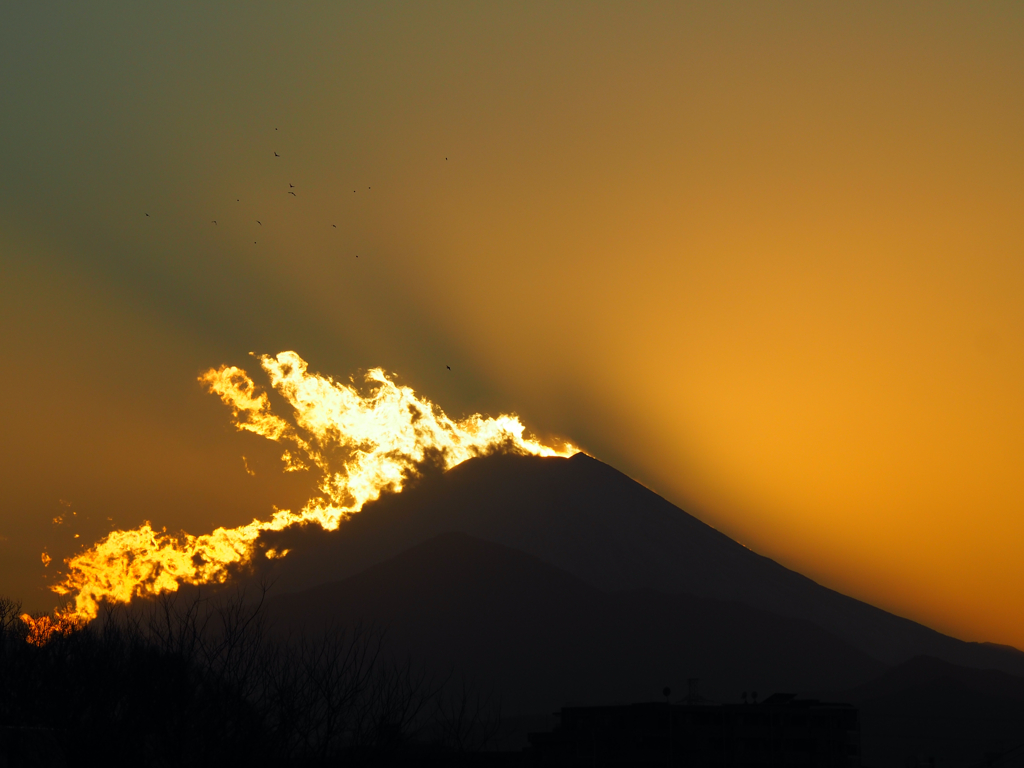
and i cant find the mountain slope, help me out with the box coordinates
[266,531,886,714]
[823,656,1024,767]
[260,452,1024,675]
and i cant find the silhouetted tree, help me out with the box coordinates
[432,675,503,756]
[0,591,502,767]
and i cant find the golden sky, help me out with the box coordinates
[2,2,1023,647]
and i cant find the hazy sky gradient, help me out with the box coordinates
[3,2,1023,647]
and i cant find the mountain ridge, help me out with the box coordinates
[257,452,1024,676]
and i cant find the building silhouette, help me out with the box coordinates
[527,693,860,767]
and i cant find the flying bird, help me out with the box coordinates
[446,365,451,371]
[212,221,217,225]
[289,183,294,188]
[332,224,337,228]
[274,152,280,157]
[257,220,262,225]
[145,213,149,217]
[288,191,296,196]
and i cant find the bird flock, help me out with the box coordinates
[142,129,454,372]
[142,128,385,251]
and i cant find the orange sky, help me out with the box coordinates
[2,2,1023,648]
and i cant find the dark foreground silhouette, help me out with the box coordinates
[529,695,860,767]
[0,594,500,768]
[9,453,1024,766]
[8,556,1024,765]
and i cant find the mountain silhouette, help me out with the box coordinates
[259,452,1024,677]
[266,531,885,715]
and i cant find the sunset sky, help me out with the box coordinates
[2,3,1023,648]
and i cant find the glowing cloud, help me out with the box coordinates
[24,352,575,637]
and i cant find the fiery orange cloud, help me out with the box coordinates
[23,352,575,639]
